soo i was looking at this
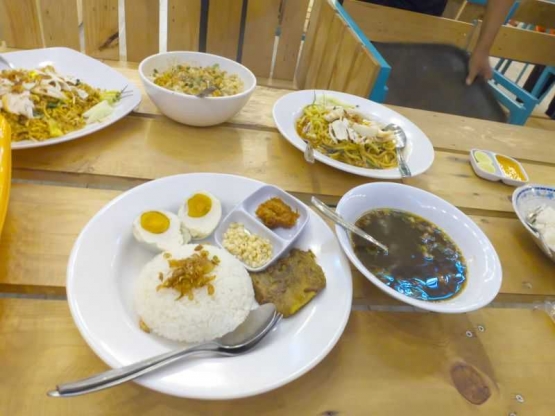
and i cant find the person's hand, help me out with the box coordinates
[466,50,493,85]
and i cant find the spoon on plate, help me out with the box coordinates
[384,123,411,178]
[47,303,281,397]
[196,86,218,98]
[304,141,315,164]
[0,55,15,69]
[311,197,388,253]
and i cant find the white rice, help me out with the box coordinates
[536,206,555,250]
[135,244,255,343]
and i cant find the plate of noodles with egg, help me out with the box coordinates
[66,173,352,399]
[273,90,435,179]
[0,47,141,150]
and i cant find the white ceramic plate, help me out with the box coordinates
[67,173,352,399]
[2,47,141,149]
[335,182,502,313]
[273,90,435,179]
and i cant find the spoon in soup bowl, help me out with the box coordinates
[311,197,388,253]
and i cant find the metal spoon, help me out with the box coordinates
[384,123,411,178]
[0,54,15,69]
[196,86,218,98]
[47,303,280,398]
[311,197,388,253]
[304,141,315,164]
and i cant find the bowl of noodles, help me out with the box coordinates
[139,52,256,127]
[273,90,435,179]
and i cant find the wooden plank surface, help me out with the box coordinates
[344,0,474,48]
[513,0,555,28]
[303,0,336,90]
[313,14,345,89]
[487,25,555,67]
[83,0,120,60]
[3,298,555,415]
[38,0,80,50]
[328,26,360,91]
[167,0,201,51]
[0,0,43,49]
[206,0,243,60]
[124,0,159,62]
[2,183,555,302]
[344,44,380,97]
[241,0,281,78]
[273,0,310,81]
[98,61,555,167]
[10,115,555,213]
[296,0,324,88]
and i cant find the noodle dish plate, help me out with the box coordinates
[273,90,434,179]
[1,47,141,150]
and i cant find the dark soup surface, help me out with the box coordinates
[352,209,467,301]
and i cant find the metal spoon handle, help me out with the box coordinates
[396,148,411,177]
[311,197,388,253]
[48,342,220,397]
[304,141,315,164]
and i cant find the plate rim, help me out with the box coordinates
[66,172,353,399]
[272,89,435,179]
[4,47,142,150]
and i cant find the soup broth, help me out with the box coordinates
[352,209,467,301]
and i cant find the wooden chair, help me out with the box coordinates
[0,0,385,99]
[341,0,555,124]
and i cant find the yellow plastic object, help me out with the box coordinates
[0,115,11,237]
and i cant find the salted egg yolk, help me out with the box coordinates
[187,193,212,218]
[140,211,170,234]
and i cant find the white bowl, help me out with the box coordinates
[512,184,555,263]
[335,183,502,313]
[139,52,256,126]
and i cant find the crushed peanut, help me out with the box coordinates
[139,318,151,333]
[157,249,218,300]
[222,222,273,268]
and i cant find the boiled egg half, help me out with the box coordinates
[178,191,222,239]
[133,210,191,252]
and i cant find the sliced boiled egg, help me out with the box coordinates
[178,191,222,239]
[133,210,191,252]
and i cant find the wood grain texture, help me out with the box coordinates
[313,14,345,89]
[328,25,359,91]
[343,44,380,97]
[273,0,310,81]
[167,0,201,51]
[38,0,80,50]
[513,0,555,28]
[455,1,485,22]
[3,299,555,415]
[486,24,555,67]
[344,0,474,48]
[3,182,555,300]
[0,0,42,49]
[303,0,336,89]
[206,0,243,60]
[96,61,555,166]
[241,0,280,78]
[11,114,555,213]
[124,0,159,62]
[296,0,324,88]
[83,0,119,59]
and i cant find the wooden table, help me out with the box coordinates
[1,59,555,415]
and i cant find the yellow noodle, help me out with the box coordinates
[295,103,398,169]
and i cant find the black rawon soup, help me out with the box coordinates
[352,209,467,301]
